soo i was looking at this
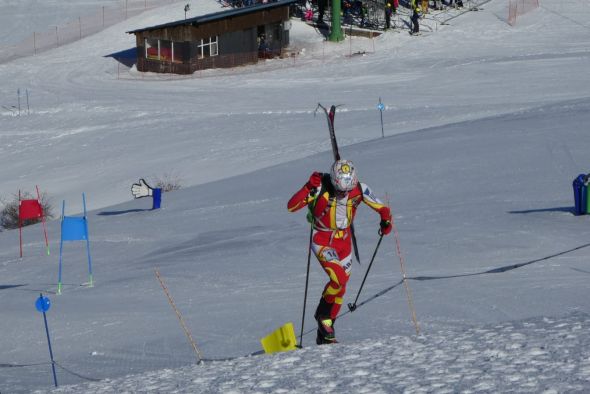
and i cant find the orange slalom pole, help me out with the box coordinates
[387,194,420,335]
[391,214,420,335]
[154,268,203,363]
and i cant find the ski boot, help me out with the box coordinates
[316,317,337,345]
[314,298,338,345]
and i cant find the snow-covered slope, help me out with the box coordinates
[45,313,590,393]
[1,0,590,392]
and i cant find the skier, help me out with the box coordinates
[360,2,368,28]
[304,0,314,21]
[317,0,326,23]
[410,3,421,35]
[385,3,393,29]
[448,0,463,8]
[288,159,392,344]
[421,0,428,14]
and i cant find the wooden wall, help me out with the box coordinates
[133,6,290,74]
[134,7,288,43]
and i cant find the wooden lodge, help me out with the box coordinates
[127,0,297,74]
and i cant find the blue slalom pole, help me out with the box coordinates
[378,97,385,139]
[58,201,65,294]
[83,193,93,286]
[36,293,58,387]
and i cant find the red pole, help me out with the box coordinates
[36,186,50,255]
[19,190,23,258]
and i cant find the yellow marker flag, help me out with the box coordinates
[260,322,297,354]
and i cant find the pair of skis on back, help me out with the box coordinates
[312,104,421,337]
[315,104,387,314]
[299,104,420,348]
[315,103,362,265]
[297,104,361,348]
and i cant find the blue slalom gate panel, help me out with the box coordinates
[58,193,93,294]
[61,217,88,241]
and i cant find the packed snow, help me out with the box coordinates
[1,0,590,392]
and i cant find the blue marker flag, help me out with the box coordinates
[377,102,385,111]
[35,293,59,387]
[61,216,88,241]
[35,295,51,313]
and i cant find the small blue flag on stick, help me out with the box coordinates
[377,97,385,138]
[35,293,58,387]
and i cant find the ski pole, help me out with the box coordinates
[298,222,314,348]
[348,232,384,312]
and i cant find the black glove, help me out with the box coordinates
[380,219,392,235]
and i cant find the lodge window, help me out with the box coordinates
[197,36,218,59]
[145,39,188,62]
[145,38,160,60]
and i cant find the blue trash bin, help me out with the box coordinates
[152,188,162,210]
[573,174,587,215]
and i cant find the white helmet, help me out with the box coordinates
[330,159,358,192]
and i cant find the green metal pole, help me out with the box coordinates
[329,0,344,42]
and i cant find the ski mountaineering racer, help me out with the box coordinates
[288,159,392,344]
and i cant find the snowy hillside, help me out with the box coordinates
[1,0,590,392]
[45,313,590,393]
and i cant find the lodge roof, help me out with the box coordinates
[127,0,298,34]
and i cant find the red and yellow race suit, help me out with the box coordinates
[288,173,391,320]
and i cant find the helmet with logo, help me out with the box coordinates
[330,159,358,192]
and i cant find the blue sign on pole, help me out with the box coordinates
[35,293,58,388]
[378,98,385,138]
[35,295,51,313]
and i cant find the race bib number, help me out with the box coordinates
[320,248,339,262]
[315,247,353,274]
